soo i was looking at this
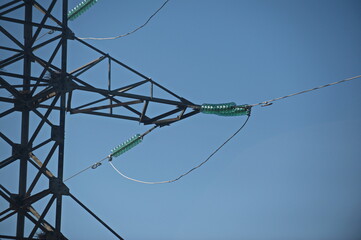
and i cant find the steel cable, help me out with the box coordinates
[64,156,110,182]
[78,0,170,40]
[250,74,361,107]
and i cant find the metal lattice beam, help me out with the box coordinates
[0,0,200,239]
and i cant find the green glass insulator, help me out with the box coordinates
[111,134,142,158]
[68,0,99,21]
[216,105,250,116]
[200,103,250,116]
[200,102,236,114]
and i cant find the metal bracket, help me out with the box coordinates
[12,143,32,159]
[9,193,22,210]
[51,126,64,144]
[48,72,74,93]
[49,178,69,196]
[66,28,75,40]
[14,91,35,111]
[38,231,68,240]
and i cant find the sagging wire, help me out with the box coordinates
[65,74,361,183]
[34,0,170,41]
[250,74,361,107]
[108,74,360,184]
[109,114,251,184]
[78,0,170,40]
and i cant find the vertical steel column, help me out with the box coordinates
[108,57,112,114]
[55,0,68,233]
[16,0,32,238]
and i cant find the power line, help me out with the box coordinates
[250,74,361,107]
[78,0,170,40]
[65,74,361,183]
[64,156,110,182]
[109,114,251,184]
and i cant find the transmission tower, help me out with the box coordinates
[0,1,200,239]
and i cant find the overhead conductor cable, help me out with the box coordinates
[250,74,361,107]
[105,74,361,184]
[65,74,361,184]
[78,0,171,40]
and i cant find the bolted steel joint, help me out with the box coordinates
[49,178,70,196]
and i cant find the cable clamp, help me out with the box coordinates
[261,102,273,107]
[91,162,102,169]
[243,105,252,116]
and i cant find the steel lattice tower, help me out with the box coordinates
[0,1,199,239]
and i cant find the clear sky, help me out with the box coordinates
[1,0,361,239]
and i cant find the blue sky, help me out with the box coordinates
[1,0,361,239]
